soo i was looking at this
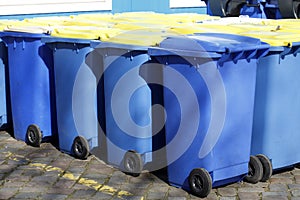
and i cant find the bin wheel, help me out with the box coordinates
[256,154,273,182]
[244,155,263,184]
[188,168,212,198]
[26,124,42,147]
[72,136,89,160]
[124,150,143,177]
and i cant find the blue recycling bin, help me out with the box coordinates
[92,42,153,175]
[0,31,56,147]
[240,0,281,19]
[251,42,300,175]
[0,40,10,130]
[207,0,282,18]
[43,37,102,159]
[148,33,269,197]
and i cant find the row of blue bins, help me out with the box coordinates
[1,23,300,198]
[205,0,300,19]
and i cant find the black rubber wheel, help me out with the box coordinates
[124,150,143,177]
[72,136,90,160]
[256,154,273,182]
[26,124,42,147]
[188,168,212,198]
[244,155,263,184]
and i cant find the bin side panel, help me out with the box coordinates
[6,37,53,141]
[252,53,300,170]
[165,58,257,190]
[104,52,152,169]
[53,45,98,154]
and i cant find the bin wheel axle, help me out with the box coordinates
[188,168,212,198]
[26,124,42,147]
[244,155,263,184]
[124,150,143,177]
[72,136,89,160]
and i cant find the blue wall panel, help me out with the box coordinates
[0,0,207,20]
[113,0,206,13]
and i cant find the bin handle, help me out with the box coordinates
[292,46,300,56]
[245,49,257,61]
[279,46,292,59]
[256,48,269,59]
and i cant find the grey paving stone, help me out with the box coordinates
[295,175,300,184]
[107,173,129,186]
[147,186,168,200]
[54,179,76,188]
[90,191,114,200]
[262,191,289,197]
[5,169,25,178]
[13,192,41,199]
[217,187,237,197]
[2,180,26,188]
[147,194,167,200]
[167,197,187,200]
[238,192,260,200]
[168,187,188,197]
[72,183,94,190]
[46,187,75,195]
[0,164,15,174]
[136,173,158,183]
[262,197,288,200]
[21,169,44,177]
[288,184,300,190]
[69,189,97,198]
[292,169,300,175]
[0,187,19,199]
[238,187,265,193]
[242,182,269,188]
[269,183,288,192]
[39,193,68,200]
[18,186,48,194]
[119,185,149,196]
[292,190,300,197]
[121,196,145,200]
[269,177,293,184]
[66,167,86,174]
[219,197,236,200]
[81,173,108,180]
[30,175,59,185]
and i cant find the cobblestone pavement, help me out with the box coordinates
[1,130,300,200]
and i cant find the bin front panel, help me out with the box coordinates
[163,56,257,189]
[103,50,152,169]
[50,43,99,154]
[251,48,300,170]
[4,36,54,141]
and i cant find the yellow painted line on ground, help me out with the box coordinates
[2,151,138,199]
[23,156,133,198]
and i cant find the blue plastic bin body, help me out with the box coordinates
[0,40,9,130]
[240,0,281,19]
[240,0,267,18]
[148,33,269,191]
[207,0,281,18]
[251,44,300,170]
[92,42,152,171]
[0,32,55,142]
[43,37,101,156]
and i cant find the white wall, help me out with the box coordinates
[169,0,206,8]
[0,0,112,15]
